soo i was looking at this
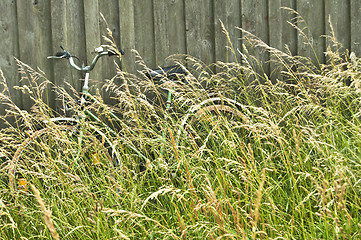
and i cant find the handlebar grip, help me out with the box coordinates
[48,47,71,59]
[55,51,66,57]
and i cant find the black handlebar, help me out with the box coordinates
[51,46,125,58]
[48,46,125,72]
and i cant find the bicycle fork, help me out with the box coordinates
[77,72,149,166]
[159,88,173,158]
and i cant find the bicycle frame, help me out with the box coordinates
[48,46,150,163]
[48,45,212,166]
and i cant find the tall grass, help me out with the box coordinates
[0,19,361,239]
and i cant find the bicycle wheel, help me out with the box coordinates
[8,120,121,192]
[177,97,251,151]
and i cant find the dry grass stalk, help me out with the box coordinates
[252,168,266,240]
[30,184,60,240]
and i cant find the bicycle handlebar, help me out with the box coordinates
[47,46,124,72]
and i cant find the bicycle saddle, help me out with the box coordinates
[146,65,186,80]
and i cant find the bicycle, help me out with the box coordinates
[8,44,249,192]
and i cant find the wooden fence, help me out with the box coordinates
[0,0,360,122]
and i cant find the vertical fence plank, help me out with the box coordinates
[351,0,361,56]
[268,0,297,54]
[185,0,215,65]
[99,0,120,103]
[134,0,156,69]
[241,0,269,76]
[17,0,53,110]
[50,0,67,113]
[50,0,69,96]
[0,0,20,127]
[119,0,137,74]
[153,0,186,67]
[65,0,86,93]
[51,0,86,112]
[325,0,351,52]
[84,0,103,90]
[214,0,241,63]
[99,0,120,76]
[0,0,19,103]
[268,0,297,80]
[241,0,269,43]
[297,0,325,66]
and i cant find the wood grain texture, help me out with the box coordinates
[241,0,269,75]
[1,0,359,117]
[325,0,351,51]
[84,0,102,89]
[0,0,20,127]
[297,0,325,66]
[185,0,215,65]
[268,0,297,54]
[0,0,20,103]
[99,0,120,104]
[119,0,137,74]
[268,0,297,80]
[134,0,156,68]
[351,0,361,56]
[214,0,241,63]
[17,0,53,110]
[153,0,186,66]
[51,0,86,112]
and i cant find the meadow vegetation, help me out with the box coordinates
[0,20,360,239]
